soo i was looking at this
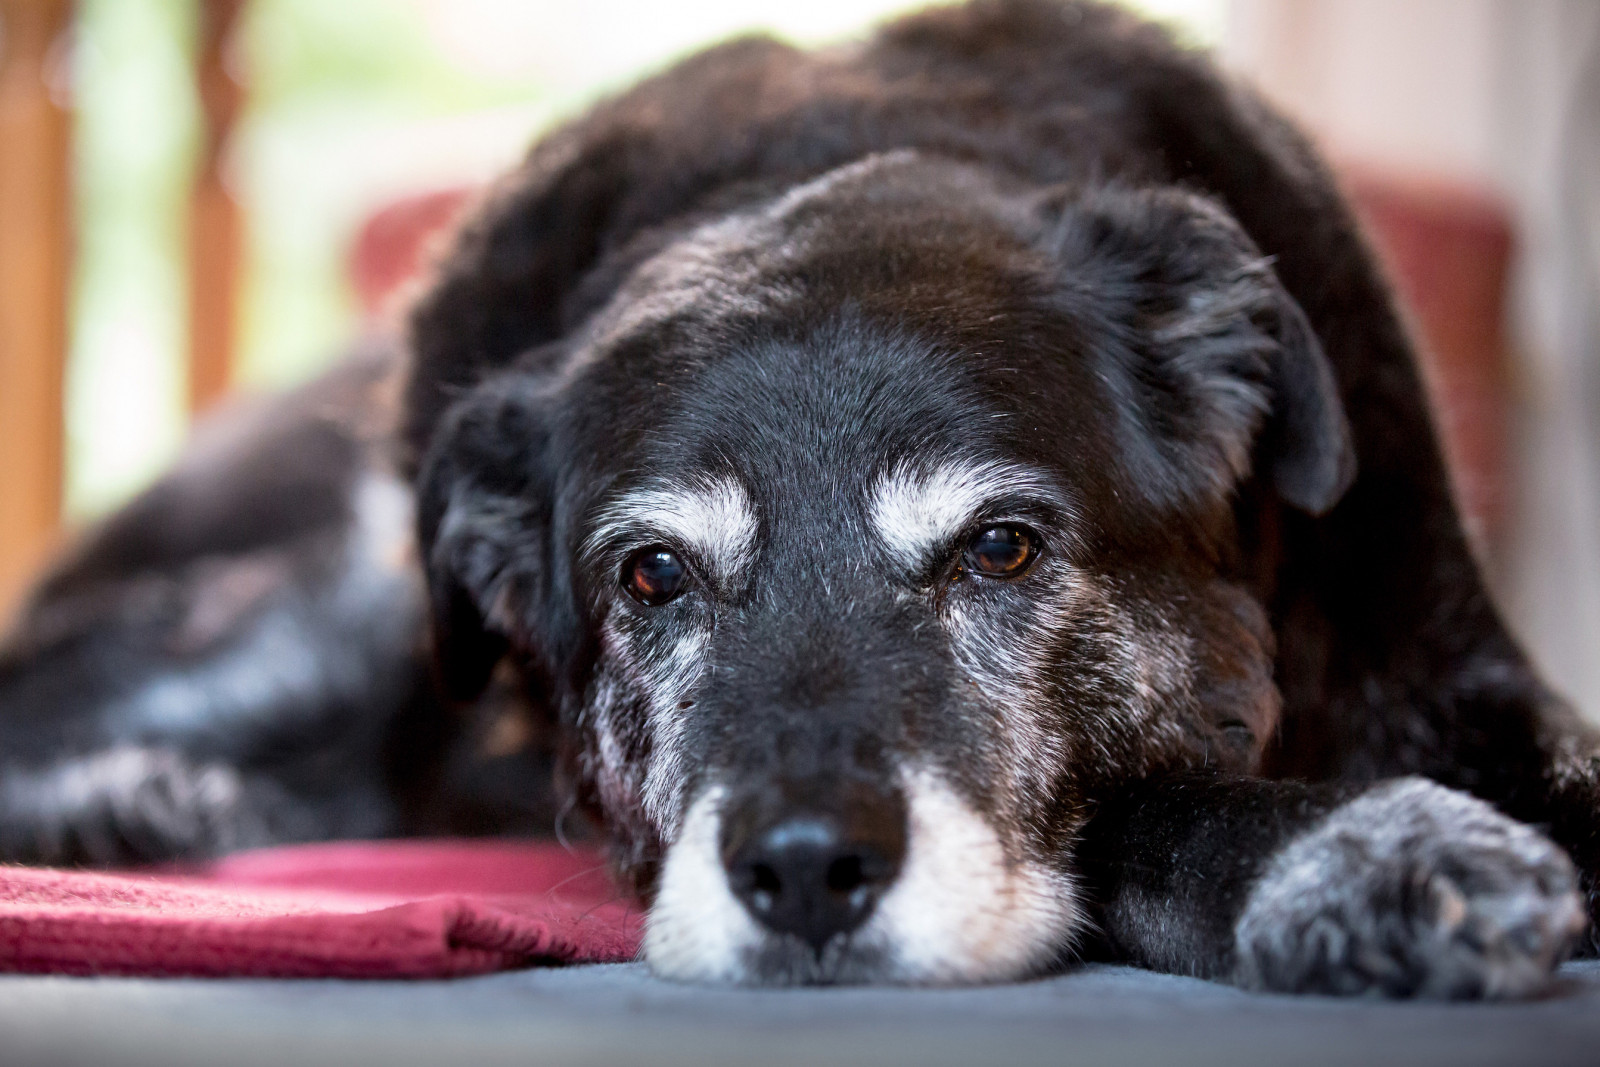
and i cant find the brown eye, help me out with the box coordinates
[963,524,1038,578]
[624,547,688,605]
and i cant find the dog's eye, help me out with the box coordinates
[962,524,1038,578]
[624,547,688,605]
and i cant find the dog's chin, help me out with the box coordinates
[643,771,1083,986]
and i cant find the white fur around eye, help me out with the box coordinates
[587,476,758,591]
[867,459,1070,574]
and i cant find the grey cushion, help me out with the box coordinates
[4,959,1595,1066]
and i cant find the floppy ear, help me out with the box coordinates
[414,384,552,703]
[1048,185,1355,515]
[1257,291,1357,514]
[403,138,630,478]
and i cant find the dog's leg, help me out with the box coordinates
[1077,773,1586,998]
[1378,681,1600,959]
[0,540,429,865]
[1530,722,1600,955]
[0,746,394,866]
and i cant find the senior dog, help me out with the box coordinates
[3,0,1598,998]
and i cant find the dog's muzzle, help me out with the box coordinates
[718,777,908,955]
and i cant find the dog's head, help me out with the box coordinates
[413,152,1353,984]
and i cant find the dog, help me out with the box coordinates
[3,0,1599,997]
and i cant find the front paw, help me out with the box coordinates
[1232,778,1586,998]
[0,747,257,865]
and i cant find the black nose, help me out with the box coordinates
[720,779,907,955]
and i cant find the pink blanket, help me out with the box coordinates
[0,840,641,978]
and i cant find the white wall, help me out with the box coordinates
[1225,0,1600,721]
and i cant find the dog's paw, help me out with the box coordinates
[0,747,259,865]
[1232,778,1587,998]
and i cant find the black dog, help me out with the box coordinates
[3,0,1598,997]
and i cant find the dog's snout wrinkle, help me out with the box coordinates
[720,779,907,956]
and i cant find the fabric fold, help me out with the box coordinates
[0,839,640,978]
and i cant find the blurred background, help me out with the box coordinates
[1,0,1597,719]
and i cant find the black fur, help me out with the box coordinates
[2,0,1598,996]
[0,344,567,862]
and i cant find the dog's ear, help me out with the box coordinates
[415,383,553,703]
[403,137,628,478]
[1047,185,1355,515]
[1255,290,1357,514]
